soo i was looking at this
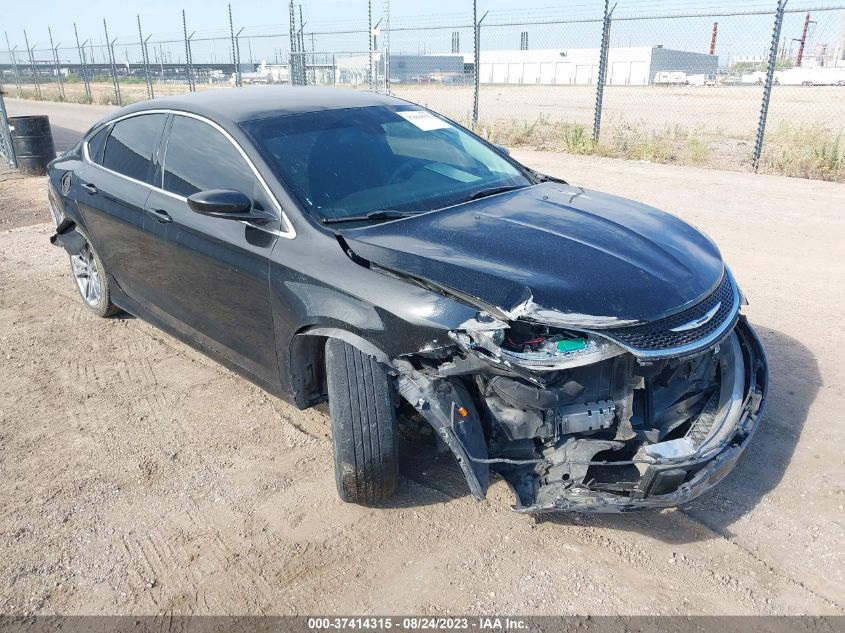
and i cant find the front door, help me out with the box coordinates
[142,113,281,387]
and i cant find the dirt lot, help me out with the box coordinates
[1,108,844,615]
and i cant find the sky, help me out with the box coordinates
[3,0,843,64]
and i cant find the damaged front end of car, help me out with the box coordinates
[393,269,768,513]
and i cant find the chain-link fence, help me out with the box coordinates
[1,1,844,179]
[0,87,17,168]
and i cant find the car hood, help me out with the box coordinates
[342,183,724,326]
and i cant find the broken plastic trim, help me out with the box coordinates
[396,360,490,500]
[453,327,627,372]
[50,219,86,256]
[396,316,765,513]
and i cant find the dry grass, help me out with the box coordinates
[478,116,845,181]
[758,122,845,182]
[479,116,714,168]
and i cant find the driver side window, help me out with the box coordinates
[163,115,256,199]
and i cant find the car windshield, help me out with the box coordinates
[241,105,532,222]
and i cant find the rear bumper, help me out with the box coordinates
[513,317,768,514]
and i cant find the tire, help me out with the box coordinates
[325,338,399,504]
[69,230,121,318]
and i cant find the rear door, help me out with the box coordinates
[142,113,281,386]
[75,113,168,301]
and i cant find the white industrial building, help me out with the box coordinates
[467,46,718,86]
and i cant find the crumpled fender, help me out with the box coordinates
[50,219,86,256]
[395,360,490,500]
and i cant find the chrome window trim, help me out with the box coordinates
[82,108,296,239]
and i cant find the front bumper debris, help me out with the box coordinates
[397,315,767,514]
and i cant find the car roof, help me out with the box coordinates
[115,86,409,125]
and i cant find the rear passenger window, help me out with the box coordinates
[102,114,166,183]
[86,126,109,164]
[163,115,255,198]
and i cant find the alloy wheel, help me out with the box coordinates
[70,244,101,308]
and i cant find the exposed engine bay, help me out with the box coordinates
[396,311,767,513]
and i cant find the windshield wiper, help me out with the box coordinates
[461,184,530,203]
[321,209,417,225]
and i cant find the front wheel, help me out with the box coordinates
[69,233,121,318]
[325,338,399,504]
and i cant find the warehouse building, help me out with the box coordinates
[469,45,717,85]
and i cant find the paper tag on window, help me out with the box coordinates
[397,110,451,131]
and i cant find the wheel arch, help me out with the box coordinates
[287,325,395,410]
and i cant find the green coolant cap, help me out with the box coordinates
[557,338,587,352]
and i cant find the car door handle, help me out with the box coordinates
[148,208,173,224]
[81,183,98,195]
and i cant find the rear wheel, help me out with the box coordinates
[325,338,399,504]
[69,233,121,318]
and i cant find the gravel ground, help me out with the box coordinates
[0,102,843,616]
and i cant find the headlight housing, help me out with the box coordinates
[451,320,627,372]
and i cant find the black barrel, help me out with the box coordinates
[9,115,56,176]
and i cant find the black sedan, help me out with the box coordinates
[47,87,768,513]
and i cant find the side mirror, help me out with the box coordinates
[494,144,510,156]
[187,189,252,219]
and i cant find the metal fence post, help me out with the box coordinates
[103,20,122,106]
[5,32,22,97]
[298,5,307,86]
[382,0,390,94]
[74,24,92,102]
[288,0,298,85]
[228,4,240,87]
[48,27,65,102]
[753,0,788,171]
[593,0,615,143]
[188,32,198,91]
[0,86,18,168]
[472,4,488,127]
[235,28,244,87]
[182,11,196,92]
[23,31,41,100]
[138,16,154,100]
[472,0,478,126]
[368,0,373,90]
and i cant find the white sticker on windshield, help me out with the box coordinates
[397,110,451,131]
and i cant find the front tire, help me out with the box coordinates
[69,232,121,318]
[325,338,399,504]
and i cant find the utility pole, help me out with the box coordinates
[710,22,718,56]
[794,13,815,67]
